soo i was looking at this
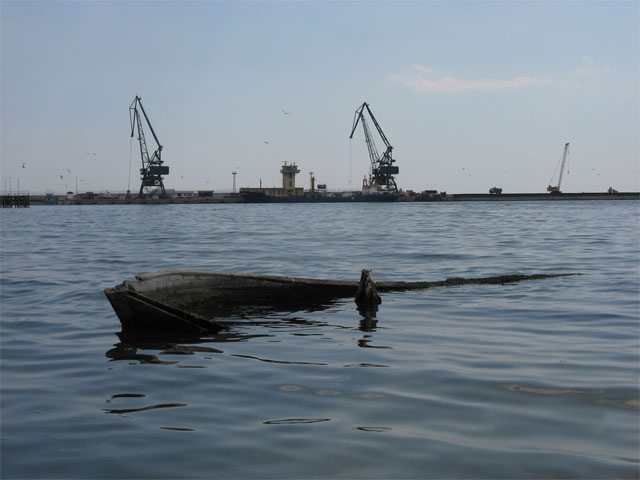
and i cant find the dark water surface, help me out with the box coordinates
[1,201,638,479]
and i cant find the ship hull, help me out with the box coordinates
[241,192,398,203]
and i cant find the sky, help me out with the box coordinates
[1,0,638,194]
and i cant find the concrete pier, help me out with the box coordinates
[447,192,640,202]
[1,195,30,208]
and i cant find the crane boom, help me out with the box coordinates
[547,142,569,193]
[349,102,399,192]
[557,142,569,190]
[129,96,169,198]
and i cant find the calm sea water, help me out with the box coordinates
[1,201,638,479]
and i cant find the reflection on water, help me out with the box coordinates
[104,403,187,415]
[106,329,262,364]
[353,426,392,433]
[358,316,378,331]
[107,307,393,365]
[263,418,331,425]
[106,393,146,401]
[357,334,392,349]
[505,384,605,396]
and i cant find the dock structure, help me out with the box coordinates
[1,195,30,208]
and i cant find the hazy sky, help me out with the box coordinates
[1,0,638,194]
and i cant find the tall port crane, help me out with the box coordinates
[349,102,399,192]
[547,142,569,193]
[130,96,169,198]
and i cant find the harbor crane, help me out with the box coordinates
[547,142,570,193]
[349,102,399,192]
[130,96,169,198]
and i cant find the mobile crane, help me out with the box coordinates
[130,96,169,198]
[547,143,569,193]
[349,102,399,192]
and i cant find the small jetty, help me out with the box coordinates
[1,195,30,208]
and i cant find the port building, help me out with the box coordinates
[240,162,304,197]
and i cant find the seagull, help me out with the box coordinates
[22,162,26,168]
[264,141,270,144]
[60,175,63,180]
[281,109,292,116]
[66,169,71,173]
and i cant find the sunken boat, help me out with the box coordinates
[104,269,576,334]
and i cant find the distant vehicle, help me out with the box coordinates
[489,187,502,194]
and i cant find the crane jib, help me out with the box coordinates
[349,102,399,193]
[129,96,169,198]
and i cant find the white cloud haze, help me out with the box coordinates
[394,65,553,93]
[575,56,611,76]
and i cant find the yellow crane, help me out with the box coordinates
[547,143,569,193]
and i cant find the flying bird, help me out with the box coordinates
[60,175,63,180]
[66,169,71,173]
[22,162,26,168]
[264,141,270,144]
[281,109,292,116]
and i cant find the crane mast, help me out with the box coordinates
[130,96,169,198]
[349,102,399,192]
[547,142,569,193]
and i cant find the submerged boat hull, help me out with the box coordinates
[105,270,576,334]
[105,270,362,334]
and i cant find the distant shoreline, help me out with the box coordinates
[12,191,640,205]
